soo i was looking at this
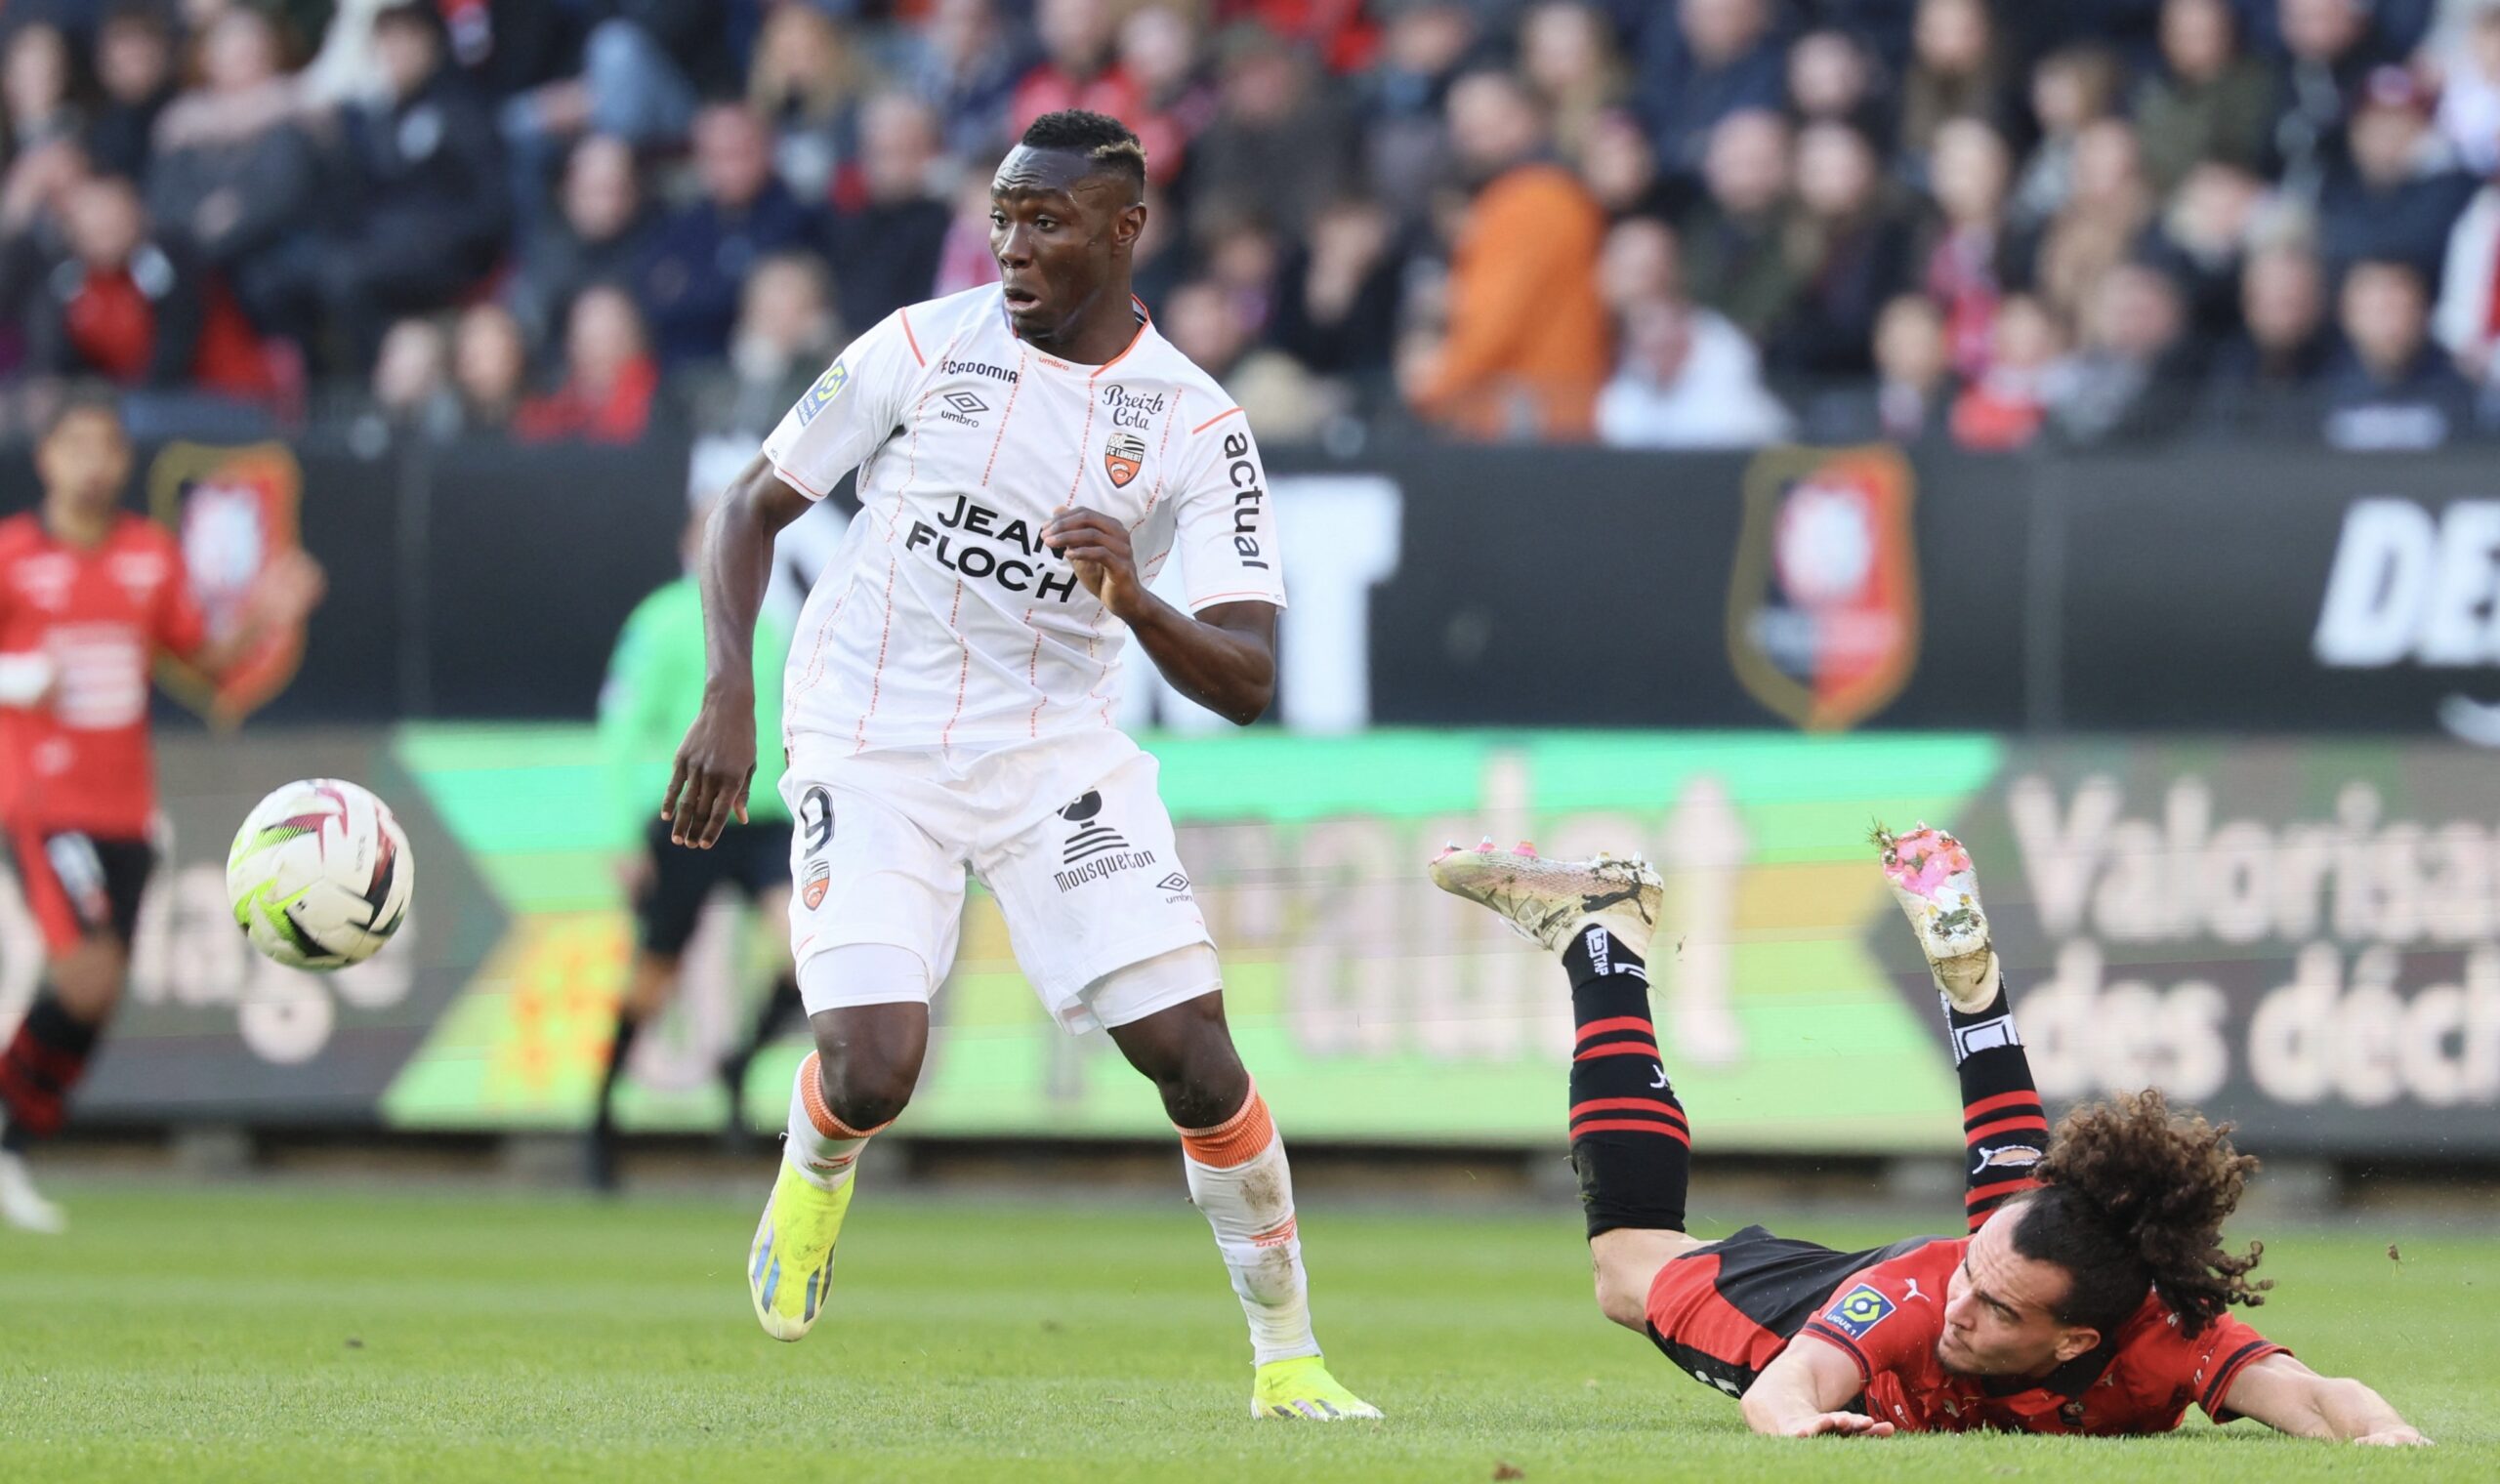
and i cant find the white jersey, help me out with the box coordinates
[763,287,1283,783]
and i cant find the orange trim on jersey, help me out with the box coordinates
[1088,300,1152,378]
[798,1051,889,1140]
[1178,1085,1274,1169]
[1570,1118,1691,1145]
[773,461,827,500]
[897,306,926,366]
[1188,589,1282,609]
[1190,405,1246,433]
[1963,1091,2042,1123]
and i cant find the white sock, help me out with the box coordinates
[784,1051,880,1192]
[1179,1083,1320,1366]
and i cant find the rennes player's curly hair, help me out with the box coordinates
[2012,1089,2273,1340]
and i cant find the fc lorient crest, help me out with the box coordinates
[1103,430,1146,488]
[1726,444,1920,731]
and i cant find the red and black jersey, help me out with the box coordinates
[0,512,206,837]
[1796,1237,2289,1434]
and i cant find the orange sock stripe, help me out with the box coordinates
[1249,1216,1298,1248]
[798,1051,887,1141]
[1178,1084,1275,1169]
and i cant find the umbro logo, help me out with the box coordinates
[938,389,990,427]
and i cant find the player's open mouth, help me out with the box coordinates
[1002,286,1041,309]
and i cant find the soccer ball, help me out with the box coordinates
[227,778,414,970]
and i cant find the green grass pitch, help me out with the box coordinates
[1,1182,2491,1482]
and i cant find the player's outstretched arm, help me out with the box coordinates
[1739,1338,1896,1439]
[664,455,810,847]
[1041,507,1276,725]
[2221,1353,2431,1445]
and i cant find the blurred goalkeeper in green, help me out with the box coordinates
[591,505,802,1190]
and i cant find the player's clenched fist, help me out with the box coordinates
[663,691,755,848]
[1042,508,1142,619]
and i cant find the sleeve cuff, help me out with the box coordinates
[1798,1323,1873,1382]
[2202,1340,2289,1420]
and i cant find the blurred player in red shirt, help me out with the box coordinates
[0,389,322,1232]
[1430,826,2429,1446]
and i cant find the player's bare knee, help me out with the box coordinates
[807,1002,928,1131]
[50,940,125,1020]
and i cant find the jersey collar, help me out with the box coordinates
[998,289,1153,378]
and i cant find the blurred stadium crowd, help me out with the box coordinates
[5,0,2500,454]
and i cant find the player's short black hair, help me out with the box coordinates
[1019,110,1147,198]
[37,383,127,444]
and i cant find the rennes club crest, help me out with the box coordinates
[1725,445,1920,731]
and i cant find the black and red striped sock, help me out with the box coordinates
[1562,925,1690,1238]
[1948,980,2047,1231]
[0,992,102,1149]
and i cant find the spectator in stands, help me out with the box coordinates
[1114,4,1211,187]
[2202,238,2334,435]
[1357,0,1476,226]
[2149,160,2275,336]
[22,174,274,403]
[1899,0,2008,161]
[2135,0,2276,195]
[1402,68,1609,440]
[912,0,1030,162]
[688,252,839,441]
[2435,152,2500,382]
[509,134,650,351]
[451,301,526,435]
[2054,261,2199,444]
[823,92,949,335]
[495,5,713,239]
[2012,46,2123,230]
[144,8,317,337]
[2272,0,2379,197]
[1801,293,1958,442]
[0,131,85,326]
[516,283,657,445]
[933,169,1005,298]
[1579,107,1681,221]
[1012,0,1139,142]
[369,313,460,440]
[2034,119,2157,321]
[1189,25,1349,243]
[1636,0,1784,186]
[4,23,80,156]
[1920,117,2024,377]
[83,7,176,182]
[1951,293,2070,450]
[2322,257,2475,448]
[2316,66,2476,294]
[1678,109,1801,341]
[1162,277,1323,440]
[1520,2,1626,161]
[2434,3,2500,178]
[748,0,858,205]
[1596,215,1774,412]
[311,2,508,367]
[1770,120,1915,380]
[1596,294,1795,448]
[634,104,812,370]
[1271,196,1403,388]
[1785,28,1887,144]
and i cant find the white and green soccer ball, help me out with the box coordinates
[227,778,414,970]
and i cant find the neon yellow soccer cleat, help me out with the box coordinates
[746,1157,855,1341]
[1252,1355,1383,1421]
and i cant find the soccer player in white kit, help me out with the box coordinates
[660,111,1378,1422]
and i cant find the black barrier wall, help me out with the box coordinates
[11,432,2500,734]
